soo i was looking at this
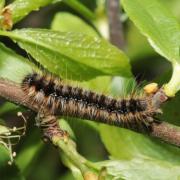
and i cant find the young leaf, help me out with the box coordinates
[0,29,132,80]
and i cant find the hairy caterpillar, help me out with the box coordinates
[21,71,161,132]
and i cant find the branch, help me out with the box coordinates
[151,122,180,147]
[0,78,180,147]
[107,0,125,49]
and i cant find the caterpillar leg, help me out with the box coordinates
[35,111,68,142]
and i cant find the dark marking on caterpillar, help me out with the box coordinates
[21,72,161,132]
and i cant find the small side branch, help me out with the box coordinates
[0,78,180,147]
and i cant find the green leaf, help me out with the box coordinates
[54,0,95,20]
[100,125,180,164]
[8,0,53,24]
[159,0,180,22]
[0,42,34,82]
[97,157,180,180]
[51,12,98,37]
[0,29,131,80]
[121,0,180,63]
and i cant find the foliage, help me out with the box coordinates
[0,0,180,179]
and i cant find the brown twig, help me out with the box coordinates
[0,78,180,147]
[151,122,180,147]
[107,0,125,49]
